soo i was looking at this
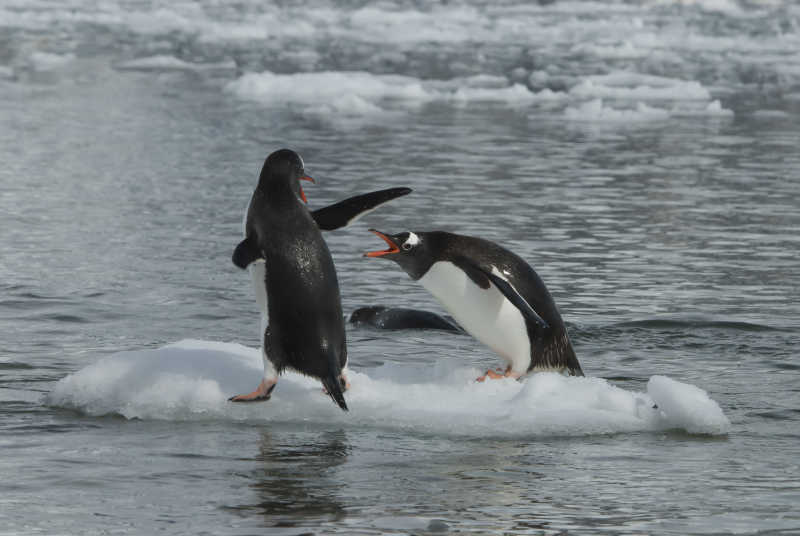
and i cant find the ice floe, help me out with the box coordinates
[47,340,731,437]
[115,55,236,72]
[225,70,560,118]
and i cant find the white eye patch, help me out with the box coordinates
[403,232,420,249]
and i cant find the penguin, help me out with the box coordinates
[349,306,462,332]
[229,149,411,410]
[364,230,583,380]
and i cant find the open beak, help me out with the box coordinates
[298,175,315,204]
[364,229,400,258]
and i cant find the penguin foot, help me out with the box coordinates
[229,379,276,402]
[476,367,522,382]
[476,368,504,382]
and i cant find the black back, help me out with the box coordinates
[245,150,347,395]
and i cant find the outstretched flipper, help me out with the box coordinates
[312,187,412,231]
[232,235,263,269]
[234,188,411,269]
[451,256,549,333]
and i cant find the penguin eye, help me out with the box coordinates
[402,242,412,251]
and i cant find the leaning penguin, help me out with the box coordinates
[229,149,410,409]
[365,230,583,380]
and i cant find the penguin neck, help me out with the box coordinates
[258,179,299,208]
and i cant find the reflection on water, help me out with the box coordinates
[231,430,349,527]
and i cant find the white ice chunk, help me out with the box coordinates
[647,375,731,435]
[47,340,731,437]
[28,52,75,71]
[225,70,560,117]
[116,55,236,71]
[570,74,711,100]
[564,99,670,121]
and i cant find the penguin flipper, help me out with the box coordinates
[312,187,412,231]
[232,235,263,269]
[452,256,548,331]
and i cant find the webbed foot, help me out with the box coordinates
[229,379,276,402]
[476,366,522,382]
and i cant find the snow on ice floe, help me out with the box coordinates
[47,340,731,437]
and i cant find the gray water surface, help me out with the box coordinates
[2,1,800,534]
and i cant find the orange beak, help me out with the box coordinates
[299,174,314,203]
[364,229,400,257]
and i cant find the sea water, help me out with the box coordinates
[1,0,799,534]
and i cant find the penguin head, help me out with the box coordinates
[258,148,315,203]
[364,229,432,280]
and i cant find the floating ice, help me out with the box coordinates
[661,0,745,17]
[28,52,75,71]
[564,96,734,122]
[47,340,731,437]
[752,109,791,119]
[115,55,236,72]
[565,99,670,122]
[672,99,735,117]
[226,67,727,121]
[225,71,555,117]
[572,41,651,60]
[226,71,426,116]
[570,72,711,100]
[647,376,731,435]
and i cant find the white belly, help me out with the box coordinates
[249,260,268,334]
[244,204,268,341]
[419,261,531,372]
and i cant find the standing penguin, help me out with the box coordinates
[229,149,410,410]
[365,230,583,380]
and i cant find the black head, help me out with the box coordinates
[257,148,315,203]
[364,229,436,280]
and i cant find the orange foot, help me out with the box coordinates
[476,367,522,382]
[229,379,276,402]
[476,367,506,382]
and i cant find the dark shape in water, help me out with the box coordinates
[349,306,462,332]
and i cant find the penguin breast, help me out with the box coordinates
[418,261,531,371]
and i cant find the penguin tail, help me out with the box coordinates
[321,374,348,412]
[570,365,585,377]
